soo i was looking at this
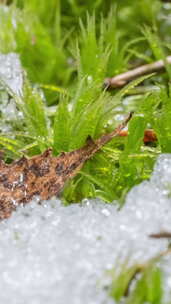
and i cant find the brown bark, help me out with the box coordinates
[0,112,133,220]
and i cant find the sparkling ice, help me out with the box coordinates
[0,155,171,303]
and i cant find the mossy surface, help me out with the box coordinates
[0,0,170,204]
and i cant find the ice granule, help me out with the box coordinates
[0,154,171,303]
[0,53,23,130]
[0,53,23,95]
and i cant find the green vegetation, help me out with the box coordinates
[108,252,165,304]
[0,0,170,204]
[1,0,171,303]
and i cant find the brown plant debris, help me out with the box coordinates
[104,56,171,89]
[119,129,157,144]
[149,231,171,239]
[0,112,133,220]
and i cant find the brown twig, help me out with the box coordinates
[104,56,171,89]
[149,231,171,239]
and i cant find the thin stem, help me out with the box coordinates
[104,56,171,89]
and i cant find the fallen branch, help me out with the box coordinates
[0,112,133,220]
[104,56,171,89]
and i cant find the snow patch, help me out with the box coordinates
[0,155,171,302]
[0,53,23,95]
[0,53,23,131]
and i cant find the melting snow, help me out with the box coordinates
[0,154,170,303]
[0,53,171,302]
[0,53,23,130]
[0,53,23,95]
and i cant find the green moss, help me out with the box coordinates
[0,0,170,203]
[0,0,171,301]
